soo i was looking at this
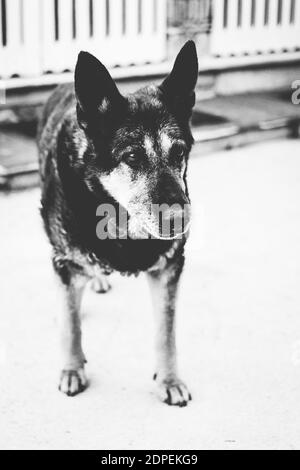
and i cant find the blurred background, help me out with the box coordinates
[1,0,300,450]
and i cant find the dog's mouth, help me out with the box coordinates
[127,205,192,241]
[140,219,191,241]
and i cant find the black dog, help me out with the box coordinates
[38,41,198,407]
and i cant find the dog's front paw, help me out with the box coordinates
[59,368,88,397]
[154,374,192,407]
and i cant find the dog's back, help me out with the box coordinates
[38,83,76,184]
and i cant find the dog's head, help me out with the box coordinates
[75,41,198,240]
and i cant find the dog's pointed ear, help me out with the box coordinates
[75,51,126,125]
[160,41,198,113]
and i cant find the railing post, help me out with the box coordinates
[167,0,213,59]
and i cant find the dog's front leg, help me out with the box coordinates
[58,273,88,397]
[147,255,192,407]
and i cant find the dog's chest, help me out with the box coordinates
[66,239,183,279]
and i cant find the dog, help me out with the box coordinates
[38,41,198,407]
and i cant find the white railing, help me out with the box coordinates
[0,0,167,79]
[210,0,300,57]
[1,0,300,81]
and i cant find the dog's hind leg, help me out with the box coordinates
[147,255,192,407]
[56,270,89,397]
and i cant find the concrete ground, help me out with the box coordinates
[0,139,300,450]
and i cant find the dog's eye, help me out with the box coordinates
[122,152,140,167]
